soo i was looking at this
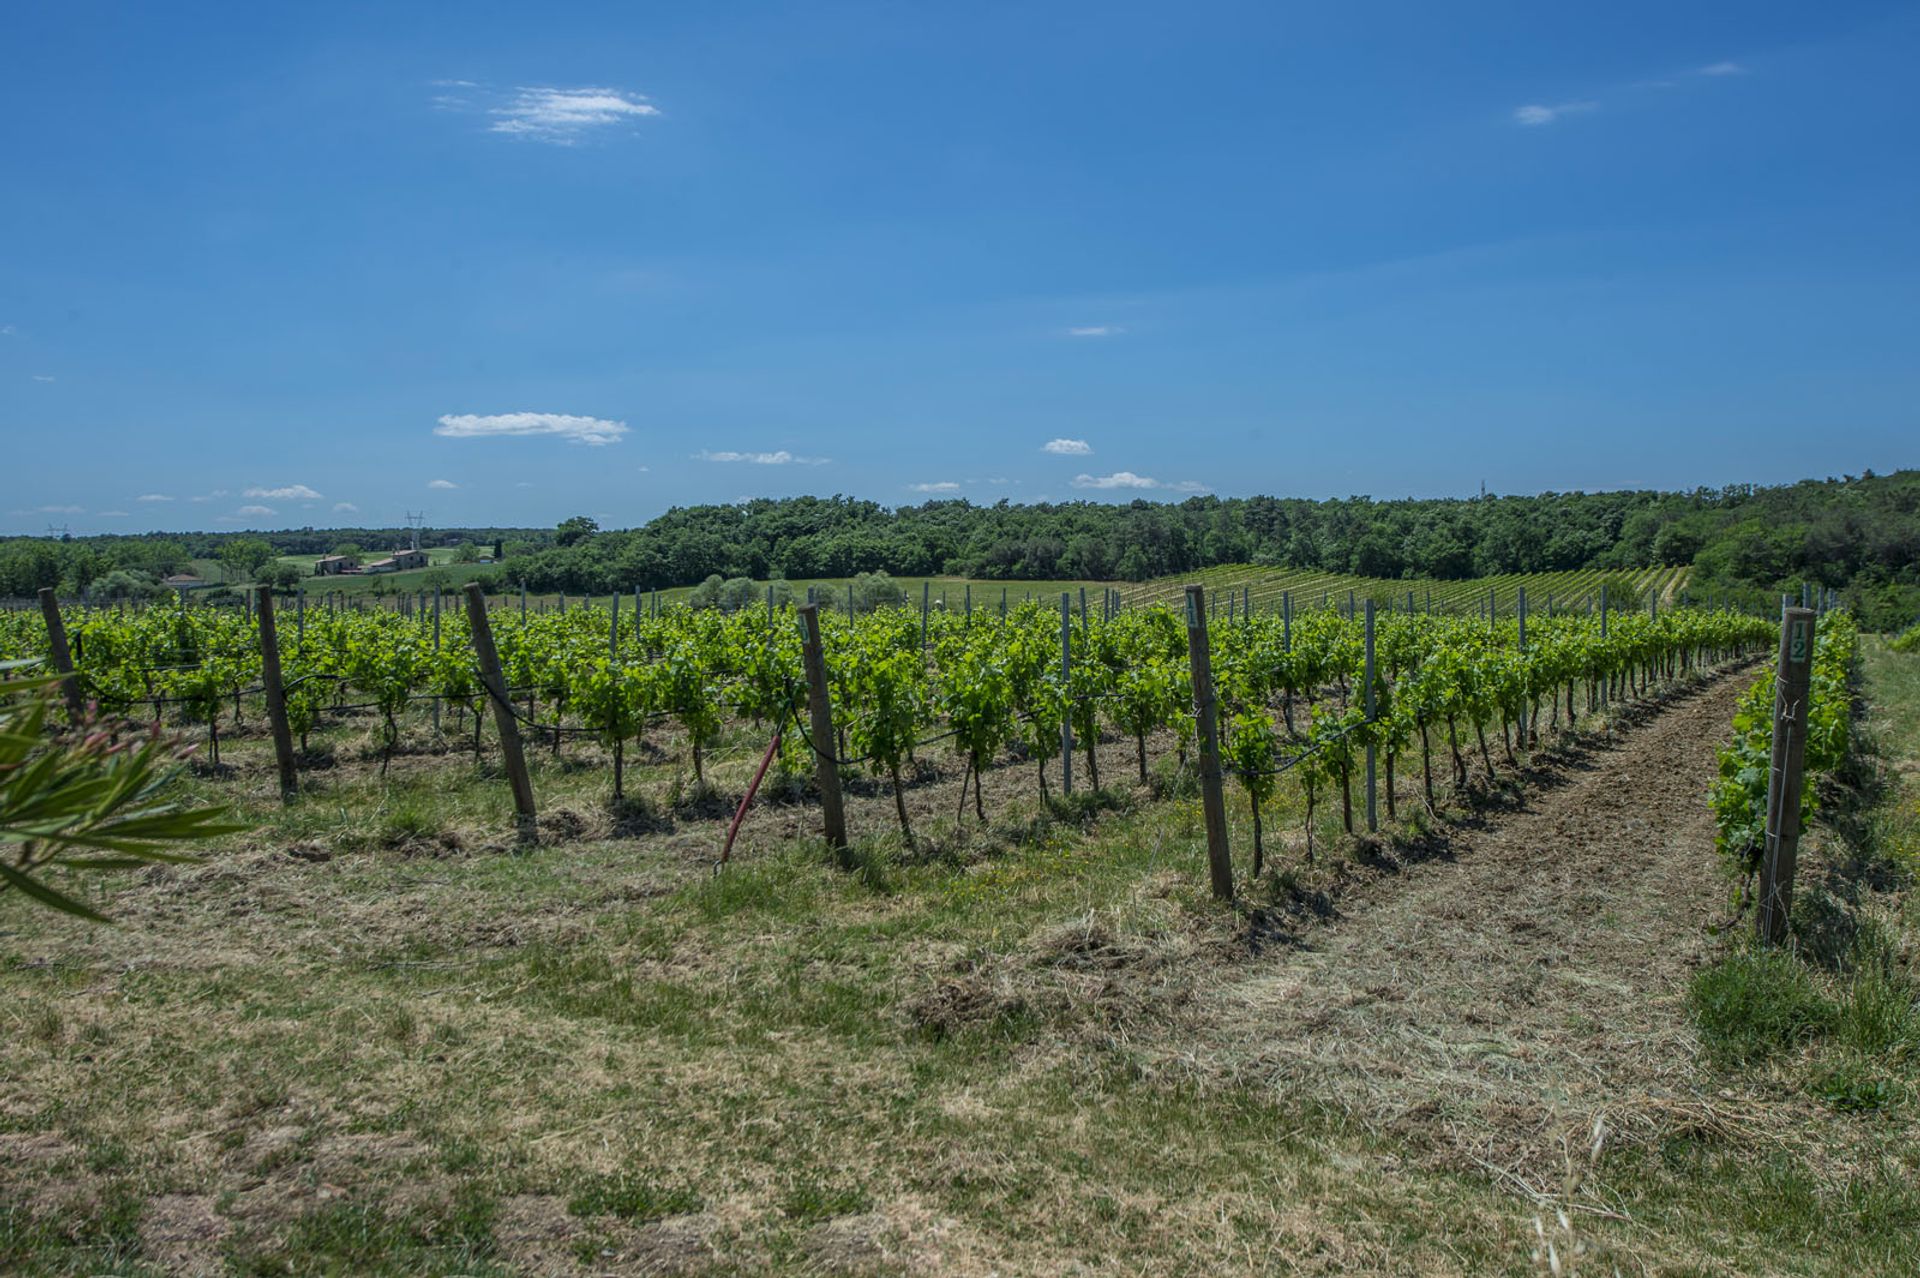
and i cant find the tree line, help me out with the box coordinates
[5,470,1916,628]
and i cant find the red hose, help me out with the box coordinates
[720,728,782,867]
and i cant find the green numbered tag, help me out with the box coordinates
[1789,619,1810,664]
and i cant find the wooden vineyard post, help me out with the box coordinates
[1364,598,1378,833]
[1184,586,1234,900]
[431,588,443,734]
[1059,593,1073,796]
[1757,607,1816,946]
[255,587,299,800]
[798,604,849,857]
[1598,583,1610,708]
[1517,587,1530,745]
[921,581,930,649]
[36,588,84,722]
[464,582,536,835]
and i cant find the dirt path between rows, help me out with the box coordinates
[1174,670,1756,1190]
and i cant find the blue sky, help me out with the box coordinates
[3,0,1916,535]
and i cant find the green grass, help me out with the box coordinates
[1691,946,1840,1065]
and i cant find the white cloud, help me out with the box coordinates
[31,374,54,383]
[1513,100,1597,126]
[434,411,629,446]
[1042,438,1093,456]
[515,481,534,488]
[908,481,961,494]
[333,502,359,513]
[1071,471,1210,493]
[489,87,659,144]
[16,504,85,515]
[693,449,829,465]
[427,479,459,490]
[236,504,277,517]
[137,493,174,503]
[245,483,323,500]
[0,325,15,336]
[1067,325,1123,338]
[1699,61,1747,76]
[1072,471,1158,490]
[96,510,129,517]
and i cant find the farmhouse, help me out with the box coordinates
[363,546,429,574]
[313,554,360,576]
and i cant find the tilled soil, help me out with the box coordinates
[1173,671,1757,1191]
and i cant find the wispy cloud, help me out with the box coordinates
[1071,471,1209,493]
[693,449,829,465]
[1066,325,1124,338]
[137,493,174,503]
[12,504,84,516]
[245,483,323,501]
[1513,101,1598,126]
[96,510,129,517]
[1042,438,1093,456]
[908,481,961,494]
[1520,59,1750,128]
[31,374,54,383]
[236,505,277,517]
[333,502,359,513]
[427,479,459,490]
[0,325,16,336]
[484,86,660,144]
[435,411,629,446]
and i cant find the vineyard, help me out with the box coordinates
[1120,562,1693,616]
[2,584,1779,889]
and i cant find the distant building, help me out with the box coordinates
[363,546,429,574]
[163,573,207,589]
[313,554,359,576]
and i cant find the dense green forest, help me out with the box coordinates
[5,470,1917,627]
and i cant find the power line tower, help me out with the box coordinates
[45,523,72,541]
[404,510,425,552]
